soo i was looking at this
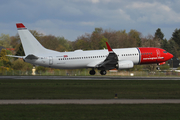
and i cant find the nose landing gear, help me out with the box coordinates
[156,63,160,70]
[156,66,160,70]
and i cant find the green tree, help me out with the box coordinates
[12,59,32,71]
[155,28,165,49]
[172,28,180,49]
[128,29,142,47]
[0,33,12,48]
[56,44,67,52]
[143,64,157,71]
[73,39,88,50]
[94,28,103,34]
[0,49,11,67]
[90,28,104,50]
[56,37,72,51]
[10,34,20,48]
[15,43,25,56]
[12,59,24,70]
[155,28,164,40]
[108,30,128,48]
[36,66,47,73]
[168,39,179,57]
[39,35,59,50]
[161,38,170,51]
[141,35,161,48]
[99,36,108,49]
[29,30,44,40]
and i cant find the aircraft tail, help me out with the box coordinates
[16,23,49,56]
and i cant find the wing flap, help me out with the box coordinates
[87,60,103,68]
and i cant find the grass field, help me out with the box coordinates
[0,104,180,120]
[1,79,180,120]
[0,79,180,99]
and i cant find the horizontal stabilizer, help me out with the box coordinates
[6,54,39,59]
[6,55,24,58]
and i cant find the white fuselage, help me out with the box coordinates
[25,48,140,69]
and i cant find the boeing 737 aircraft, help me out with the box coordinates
[8,23,173,75]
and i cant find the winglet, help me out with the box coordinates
[16,23,26,29]
[106,42,113,52]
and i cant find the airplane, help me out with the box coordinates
[8,23,174,75]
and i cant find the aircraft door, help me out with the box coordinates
[49,56,53,65]
[156,49,161,62]
[156,49,160,58]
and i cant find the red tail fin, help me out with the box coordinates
[16,23,26,29]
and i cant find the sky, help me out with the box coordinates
[0,0,180,41]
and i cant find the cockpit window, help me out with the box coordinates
[163,51,167,53]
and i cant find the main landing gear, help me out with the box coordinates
[89,69,107,75]
[100,70,106,75]
[89,69,96,75]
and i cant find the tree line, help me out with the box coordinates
[0,27,180,72]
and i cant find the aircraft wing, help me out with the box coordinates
[87,60,103,68]
[97,42,118,70]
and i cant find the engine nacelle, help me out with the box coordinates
[117,60,134,69]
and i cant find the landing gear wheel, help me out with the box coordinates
[89,70,96,75]
[100,70,106,75]
[156,67,160,70]
[156,63,160,70]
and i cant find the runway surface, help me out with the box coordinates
[1,99,180,104]
[0,76,180,80]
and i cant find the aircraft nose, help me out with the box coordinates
[168,53,174,60]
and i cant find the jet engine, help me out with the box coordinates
[117,60,134,69]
